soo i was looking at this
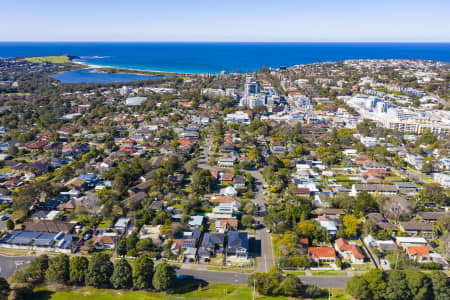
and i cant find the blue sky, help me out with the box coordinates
[1,0,449,42]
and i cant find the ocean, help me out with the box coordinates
[1,42,449,74]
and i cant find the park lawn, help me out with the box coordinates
[283,270,306,276]
[311,271,348,276]
[315,289,351,300]
[206,266,255,273]
[33,284,294,300]
[25,55,70,64]
[0,168,12,172]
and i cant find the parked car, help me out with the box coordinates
[83,232,92,241]
[176,274,193,280]
[0,215,8,221]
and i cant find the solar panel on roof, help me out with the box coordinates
[12,231,42,245]
[34,233,56,246]
[183,241,194,247]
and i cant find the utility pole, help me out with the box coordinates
[395,251,399,270]
[253,279,256,300]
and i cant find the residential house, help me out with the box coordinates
[21,220,75,234]
[405,246,432,263]
[315,208,345,218]
[188,216,204,229]
[172,230,201,257]
[215,219,238,233]
[308,247,336,264]
[95,235,119,250]
[200,233,225,261]
[351,184,398,196]
[226,232,249,260]
[114,217,129,231]
[232,175,246,189]
[394,182,418,193]
[395,236,428,248]
[398,221,433,238]
[334,238,365,264]
[417,211,448,223]
[138,225,162,247]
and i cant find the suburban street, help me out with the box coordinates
[198,136,273,272]
[177,268,351,288]
[0,255,34,279]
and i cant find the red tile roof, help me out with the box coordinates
[335,238,364,259]
[406,246,429,256]
[308,247,336,258]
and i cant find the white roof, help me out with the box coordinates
[395,237,427,244]
[115,217,129,228]
[126,97,147,106]
[319,220,337,231]
[189,216,204,226]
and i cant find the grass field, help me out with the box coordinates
[33,285,350,300]
[25,55,70,64]
[283,270,306,276]
[311,271,348,276]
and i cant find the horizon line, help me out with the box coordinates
[0,41,450,44]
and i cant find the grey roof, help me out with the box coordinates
[227,232,249,250]
[354,184,398,192]
[399,221,433,231]
[33,233,56,246]
[394,182,417,189]
[417,211,448,221]
[202,233,224,248]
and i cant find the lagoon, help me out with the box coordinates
[52,68,163,84]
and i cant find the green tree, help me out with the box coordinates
[136,238,153,252]
[342,215,358,238]
[152,262,176,291]
[126,233,138,251]
[364,269,387,300]
[355,191,377,214]
[405,270,432,300]
[133,255,154,289]
[346,275,371,300]
[429,270,450,300]
[385,270,410,300]
[117,239,127,257]
[85,253,113,288]
[279,274,304,297]
[241,215,255,228]
[8,144,18,156]
[421,162,433,174]
[69,256,89,285]
[6,219,14,230]
[45,254,70,284]
[110,259,133,289]
[191,169,215,194]
[27,254,49,284]
[0,277,10,300]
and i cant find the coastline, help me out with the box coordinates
[72,59,194,76]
